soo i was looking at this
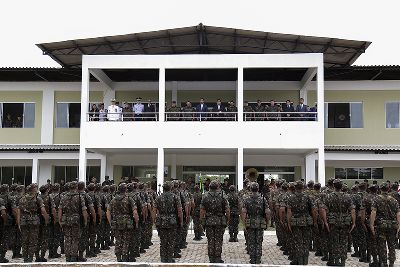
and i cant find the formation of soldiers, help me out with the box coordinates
[0,177,399,266]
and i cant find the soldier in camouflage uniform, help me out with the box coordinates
[226,100,238,121]
[254,100,265,121]
[86,183,100,257]
[227,185,240,242]
[200,180,230,263]
[277,182,289,256]
[49,183,62,259]
[320,179,355,266]
[361,183,379,266]
[312,182,323,256]
[318,178,335,262]
[178,182,191,250]
[370,182,400,267]
[242,182,270,264]
[182,101,195,121]
[127,182,143,260]
[58,181,88,262]
[192,185,203,240]
[154,181,183,263]
[102,185,111,250]
[0,196,8,263]
[12,185,24,259]
[78,181,96,261]
[107,183,139,262]
[350,184,368,262]
[18,183,49,263]
[36,184,56,262]
[109,184,116,246]
[286,180,316,265]
[166,101,181,121]
[0,185,16,260]
[243,101,254,121]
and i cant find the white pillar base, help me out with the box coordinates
[237,148,244,190]
[157,148,165,193]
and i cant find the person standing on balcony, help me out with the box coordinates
[133,97,144,121]
[144,99,156,121]
[254,100,265,121]
[166,101,181,121]
[226,100,238,121]
[282,100,295,121]
[296,98,309,120]
[122,102,132,121]
[309,104,317,121]
[98,103,107,122]
[182,101,195,121]
[89,104,99,121]
[107,99,122,121]
[212,99,226,121]
[266,100,281,121]
[244,101,254,121]
[196,98,208,121]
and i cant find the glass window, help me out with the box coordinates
[14,167,26,185]
[65,166,78,182]
[2,103,24,128]
[335,168,347,179]
[1,167,13,185]
[386,102,399,128]
[346,168,359,179]
[326,103,363,128]
[68,103,81,128]
[23,103,35,128]
[86,166,100,181]
[25,166,32,185]
[358,168,371,180]
[372,168,383,179]
[350,103,363,128]
[56,103,69,128]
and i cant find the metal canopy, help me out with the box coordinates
[36,23,371,68]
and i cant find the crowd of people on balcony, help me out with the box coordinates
[87,97,317,122]
[2,113,23,128]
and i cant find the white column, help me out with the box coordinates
[159,68,166,122]
[318,147,326,187]
[103,89,115,107]
[157,148,165,193]
[305,153,316,183]
[171,154,177,179]
[237,147,244,190]
[41,89,54,145]
[237,67,244,122]
[301,164,306,180]
[79,66,90,182]
[100,155,106,184]
[172,81,178,102]
[32,158,39,184]
[106,161,114,178]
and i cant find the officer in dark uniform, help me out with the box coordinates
[200,180,230,263]
[154,181,183,263]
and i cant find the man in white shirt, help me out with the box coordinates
[107,99,122,121]
[133,97,145,121]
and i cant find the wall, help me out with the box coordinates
[308,90,400,145]
[0,91,42,144]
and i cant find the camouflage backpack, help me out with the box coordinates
[61,192,81,226]
[244,194,266,229]
[110,195,134,230]
[155,192,178,228]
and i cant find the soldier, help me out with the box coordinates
[0,185,17,261]
[226,100,238,121]
[94,183,103,254]
[369,182,400,267]
[200,180,230,263]
[254,99,265,121]
[106,183,138,262]
[78,181,96,261]
[18,183,49,263]
[154,181,183,263]
[102,185,111,250]
[138,183,151,253]
[36,184,56,262]
[350,184,368,262]
[0,196,8,263]
[320,179,355,266]
[178,182,191,250]
[127,182,144,260]
[12,185,24,259]
[86,183,100,257]
[166,100,181,121]
[49,183,62,258]
[286,180,316,265]
[361,184,379,266]
[318,178,335,262]
[109,184,116,246]
[192,185,203,240]
[242,182,270,264]
[243,101,254,121]
[227,185,240,242]
[59,181,88,262]
[312,182,323,256]
[182,101,195,121]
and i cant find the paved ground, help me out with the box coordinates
[6,231,400,266]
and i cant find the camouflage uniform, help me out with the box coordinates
[36,186,55,261]
[254,103,265,121]
[178,186,190,249]
[78,188,94,261]
[19,187,44,262]
[12,185,24,259]
[87,185,100,257]
[200,182,230,263]
[128,184,144,260]
[155,183,182,263]
[108,186,137,262]
[243,104,254,121]
[49,185,62,258]
[350,186,367,262]
[363,185,378,266]
[371,186,400,267]
[0,197,8,263]
[192,188,203,240]
[166,105,181,121]
[286,182,315,265]
[0,185,16,259]
[182,105,195,121]
[322,180,355,266]
[59,184,87,262]
[242,184,269,264]
[227,186,240,242]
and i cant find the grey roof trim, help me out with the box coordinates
[0,145,80,151]
[325,145,400,151]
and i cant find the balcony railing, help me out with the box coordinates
[86,111,317,122]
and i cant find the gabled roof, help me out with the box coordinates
[36,23,371,68]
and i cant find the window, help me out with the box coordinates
[325,102,363,128]
[0,103,35,128]
[0,166,32,185]
[386,102,400,128]
[53,165,100,184]
[56,103,81,128]
[334,168,383,179]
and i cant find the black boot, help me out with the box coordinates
[116,255,122,262]
[78,251,87,262]
[234,234,239,242]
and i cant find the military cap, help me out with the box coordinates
[351,185,358,191]
[229,185,236,192]
[327,178,335,185]
[102,185,109,192]
[0,184,9,193]
[26,183,38,192]
[194,185,200,192]
[368,184,378,191]
[295,180,304,189]
[380,182,389,191]
[110,184,116,191]
[333,178,342,185]
[288,182,295,189]
[281,182,289,189]
[118,183,127,193]
[39,184,49,193]
[127,183,134,192]
[209,180,219,190]
[87,183,95,191]
[342,184,349,192]
[78,181,86,190]
[10,184,18,191]
[162,181,172,191]
[16,185,25,192]
[391,183,398,191]
[314,183,321,190]
[250,182,259,192]
[307,180,315,187]
[69,181,78,189]
[243,178,250,185]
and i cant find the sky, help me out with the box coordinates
[1,0,399,67]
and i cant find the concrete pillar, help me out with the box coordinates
[237,67,244,122]
[100,155,106,184]
[32,158,39,184]
[305,153,316,183]
[79,66,90,182]
[106,161,114,179]
[157,148,164,192]
[159,68,166,122]
[41,90,54,144]
[104,89,116,107]
[172,81,178,103]
[318,147,326,187]
[237,148,244,190]
[171,154,177,179]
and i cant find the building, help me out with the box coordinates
[0,24,399,190]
